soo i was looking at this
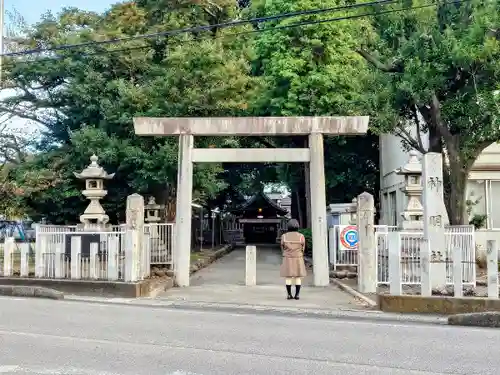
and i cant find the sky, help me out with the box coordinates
[2,0,118,134]
[6,0,117,25]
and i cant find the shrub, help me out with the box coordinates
[299,228,312,257]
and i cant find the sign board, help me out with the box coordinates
[338,225,359,250]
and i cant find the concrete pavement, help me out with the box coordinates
[1,296,499,374]
[158,246,366,310]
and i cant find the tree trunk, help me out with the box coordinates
[443,156,469,225]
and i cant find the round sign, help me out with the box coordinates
[340,226,358,249]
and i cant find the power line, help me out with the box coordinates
[5,0,466,69]
[2,0,406,58]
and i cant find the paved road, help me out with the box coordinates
[160,246,363,309]
[0,297,499,374]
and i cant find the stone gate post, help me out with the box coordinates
[125,194,145,282]
[356,192,376,293]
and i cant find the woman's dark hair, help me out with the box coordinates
[287,219,300,231]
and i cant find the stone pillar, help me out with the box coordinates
[175,134,194,287]
[245,245,257,286]
[125,193,145,282]
[487,240,498,299]
[422,153,447,296]
[308,133,329,286]
[71,236,82,280]
[356,192,377,293]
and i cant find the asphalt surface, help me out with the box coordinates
[0,297,499,375]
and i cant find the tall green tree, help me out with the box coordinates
[2,1,258,222]
[246,0,379,224]
[360,0,500,224]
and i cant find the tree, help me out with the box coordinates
[246,0,379,224]
[2,1,258,222]
[360,0,500,224]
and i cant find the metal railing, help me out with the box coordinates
[330,225,398,269]
[376,227,476,286]
[145,223,175,265]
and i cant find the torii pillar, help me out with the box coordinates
[134,116,369,287]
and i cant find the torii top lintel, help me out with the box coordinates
[133,116,369,136]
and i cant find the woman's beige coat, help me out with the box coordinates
[280,231,307,278]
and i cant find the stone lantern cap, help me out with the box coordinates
[74,154,115,180]
[395,150,422,175]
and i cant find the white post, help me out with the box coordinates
[19,243,30,277]
[388,232,402,295]
[35,236,46,278]
[453,246,463,298]
[422,153,447,296]
[175,134,194,287]
[357,192,377,293]
[142,231,151,278]
[308,132,329,286]
[107,235,119,281]
[328,226,335,266]
[487,240,498,299]
[125,194,145,283]
[71,236,82,280]
[89,242,98,280]
[3,237,14,277]
[54,243,64,278]
[245,245,257,286]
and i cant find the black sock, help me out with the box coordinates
[286,285,292,296]
[295,285,301,298]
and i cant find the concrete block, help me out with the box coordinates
[378,294,500,315]
[448,312,500,328]
[0,285,64,300]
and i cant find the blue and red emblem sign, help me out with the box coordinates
[340,225,359,250]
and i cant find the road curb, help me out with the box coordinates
[448,312,500,328]
[330,278,378,308]
[63,295,447,325]
[0,285,64,300]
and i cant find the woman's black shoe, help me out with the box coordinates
[294,285,301,300]
[286,285,293,300]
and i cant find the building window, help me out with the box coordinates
[467,179,500,229]
[382,193,388,223]
[389,191,397,226]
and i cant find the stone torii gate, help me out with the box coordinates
[134,116,369,287]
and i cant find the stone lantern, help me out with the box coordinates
[145,197,162,224]
[395,150,423,230]
[74,154,115,227]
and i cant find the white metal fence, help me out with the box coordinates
[329,225,398,269]
[0,222,177,282]
[376,227,476,286]
[145,223,174,265]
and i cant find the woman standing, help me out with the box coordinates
[280,219,307,300]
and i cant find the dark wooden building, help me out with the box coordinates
[230,191,288,244]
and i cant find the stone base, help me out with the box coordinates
[378,294,500,315]
[0,277,174,298]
